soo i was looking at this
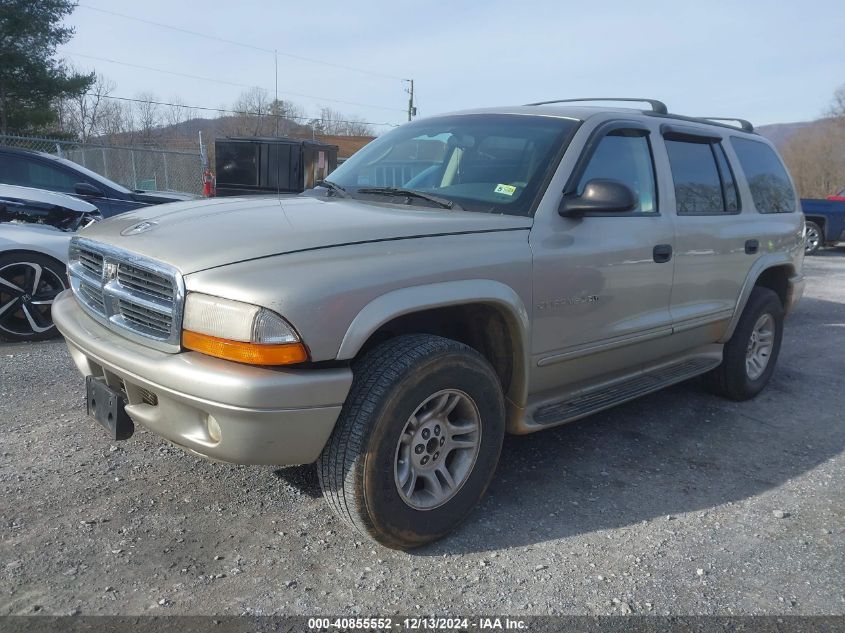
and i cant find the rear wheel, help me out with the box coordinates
[804,220,822,255]
[317,334,505,549]
[706,287,784,401]
[0,253,67,342]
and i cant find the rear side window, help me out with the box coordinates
[730,137,796,213]
[665,140,738,215]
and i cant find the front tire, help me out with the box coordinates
[0,253,67,342]
[706,287,784,401]
[317,334,505,549]
[804,220,822,255]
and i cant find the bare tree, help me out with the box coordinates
[310,106,373,136]
[134,91,160,144]
[781,118,845,197]
[826,83,845,119]
[59,72,116,142]
[98,99,133,143]
[270,98,306,135]
[163,96,195,138]
[231,87,273,136]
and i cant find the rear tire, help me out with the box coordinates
[804,220,822,255]
[0,253,67,342]
[706,287,784,401]
[317,334,505,549]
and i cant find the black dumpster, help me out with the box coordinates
[214,137,338,196]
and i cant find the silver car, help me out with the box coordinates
[51,99,805,548]
[0,185,99,342]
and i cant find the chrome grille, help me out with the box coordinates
[78,281,105,313]
[78,248,103,277]
[117,263,174,303]
[118,299,172,336]
[67,237,184,352]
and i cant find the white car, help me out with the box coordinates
[1,184,100,342]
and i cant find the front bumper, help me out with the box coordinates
[52,291,353,465]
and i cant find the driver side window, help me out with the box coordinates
[577,130,657,213]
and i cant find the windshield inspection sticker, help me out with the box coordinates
[494,184,516,196]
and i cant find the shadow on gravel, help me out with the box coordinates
[273,464,323,499]
[410,296,845,555]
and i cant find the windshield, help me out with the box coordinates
[327,114,579,215]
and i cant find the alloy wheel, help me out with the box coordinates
[0,262,66,337]
[805,224,821,254]
[745,313,775,380]
[394,389,482,510]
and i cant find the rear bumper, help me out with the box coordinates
[52,291,352,465]
[786,273,805,315]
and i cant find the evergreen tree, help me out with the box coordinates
[0,0,94,134]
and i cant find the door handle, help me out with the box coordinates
[653,244,673,263]
[745,239,759,254]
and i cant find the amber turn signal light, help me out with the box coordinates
[182,330,308,366]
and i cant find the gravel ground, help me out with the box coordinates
[1,251,843,617]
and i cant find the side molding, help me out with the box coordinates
[335,279,531,405]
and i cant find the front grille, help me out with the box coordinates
[78,248,103,277]
[118,299,172,336]
[78,281,105,313]
[117,263,174,303]
[67,238,184,352]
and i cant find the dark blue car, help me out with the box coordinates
[802,190,845,255]
[0,146,197,218]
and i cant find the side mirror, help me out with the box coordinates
[74,182,104,197]
[559,179,637,217]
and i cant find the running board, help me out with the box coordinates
[530,357,720,428]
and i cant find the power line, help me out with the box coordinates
[76,3,408,81]
[67,51,407,113]
[88,93,402,129]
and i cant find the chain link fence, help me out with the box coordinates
[0,135,203,195]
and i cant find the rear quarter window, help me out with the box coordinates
[730,137,796,213]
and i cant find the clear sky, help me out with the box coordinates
[59,0,845,132]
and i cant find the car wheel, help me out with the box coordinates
[0,253,67,342]
[804,221,822,255]
[706,287,784,401]
[317,334,505,549]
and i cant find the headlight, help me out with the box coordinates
[181,293,308,366]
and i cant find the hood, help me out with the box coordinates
[131,190,199,203]
[77,195,532,274]
[0,184,98,213]
[1,184,100,231]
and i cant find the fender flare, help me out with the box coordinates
[720,253,798,343]
[335,279,531,405]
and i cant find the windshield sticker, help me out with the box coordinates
[494,184,516,196]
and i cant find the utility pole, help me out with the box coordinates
[406,79,416,121]
[274,50,279,136]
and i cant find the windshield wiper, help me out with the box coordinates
[356,187,459,210]
[315,179,349,198]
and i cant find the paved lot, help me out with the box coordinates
[1,251,843,616]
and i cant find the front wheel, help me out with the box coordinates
[317,334,505,549]
[804,220,822,255]
[0,253,67,342]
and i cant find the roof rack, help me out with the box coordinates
[696,117,754,132]
[525,97,668,115]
